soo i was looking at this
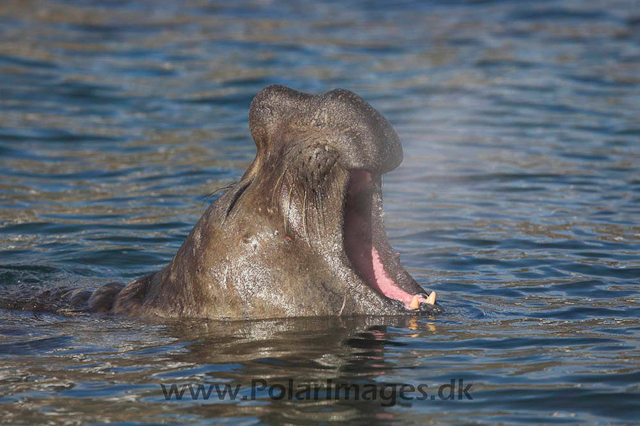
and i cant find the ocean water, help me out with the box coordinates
[1,0,639,424]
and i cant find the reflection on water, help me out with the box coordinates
[0,0,639,424]
[2,311,637,424]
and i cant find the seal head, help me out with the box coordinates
[111,85,441,319]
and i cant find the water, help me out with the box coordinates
[1,0,639,424]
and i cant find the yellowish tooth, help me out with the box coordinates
[410,295,420,310]
[426,291,436,305]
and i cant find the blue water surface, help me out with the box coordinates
[1,0,639,424]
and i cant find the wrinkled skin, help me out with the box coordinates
[2,85,441,319]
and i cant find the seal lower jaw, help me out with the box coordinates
[342,170,436,311]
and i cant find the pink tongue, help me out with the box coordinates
[370,247,419,308]
[344,170,424,309]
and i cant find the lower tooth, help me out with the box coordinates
[425,291,436,305]
[409,295,420,310]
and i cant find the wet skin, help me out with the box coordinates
[4,85,441,319]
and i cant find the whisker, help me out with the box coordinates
[205,181,238,201]
[302,187,308,241]
[284,179,295,235]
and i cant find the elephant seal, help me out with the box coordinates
[3,85,441,319]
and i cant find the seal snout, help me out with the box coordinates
[249,85,403,175]
[319,88,403,175]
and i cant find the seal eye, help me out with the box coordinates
[223,178,253,219]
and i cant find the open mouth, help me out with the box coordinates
[343,170,436,311]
